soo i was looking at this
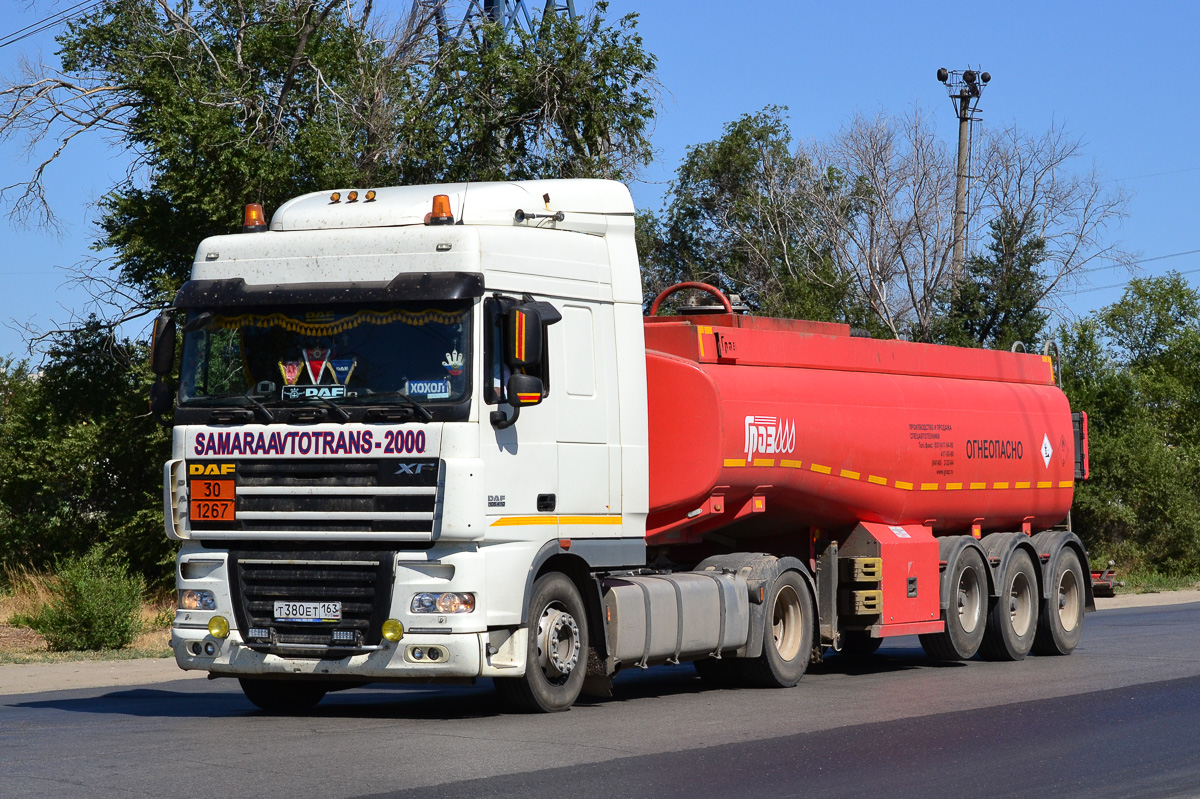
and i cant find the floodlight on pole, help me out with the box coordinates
[937,66,990,282]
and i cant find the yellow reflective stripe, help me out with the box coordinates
[970,482,987,489]
[895,481,913,490]
[753,459,775,467]
[810,463,832,474]
[724,458,746,467]
[781,459,804,469]
[841,469,861,480]
[1037,481,1053,489]
[946,482,962,490]
[868,475,887,485]
[489,516,622,527]
[920,482,938,490]
[1058,480,1074,488]
[1016,481,1031,489]
[993,482,1009,489]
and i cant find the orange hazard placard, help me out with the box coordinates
[189,479,235,521]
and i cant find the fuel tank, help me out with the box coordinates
[644,315,1079,547]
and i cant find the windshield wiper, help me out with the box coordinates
[243,393,276,422]
[292,396,351,422]
[342,390,434,422]
[182,394,275,422]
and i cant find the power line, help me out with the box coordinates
[1069,264,1200,295]
[1111,165,1200,183]
[1078,247,1200,275]
[0,1,103,50]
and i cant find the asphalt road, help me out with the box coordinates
[3,602,1200,799]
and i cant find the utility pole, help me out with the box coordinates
[937,67,990,282]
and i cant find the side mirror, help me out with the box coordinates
[507,373,544,407]
[503,301,562,369]
[150,312,177,377]
[149,380,174,419]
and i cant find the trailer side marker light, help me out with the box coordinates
[920,482,938,490]
[759,586,766,602]
[1037,481,1052,489]
[810,463,831,475]
[558,538,572,550]
[781,459,803,469]
[1016,481,1031,489]
[868,475,887,485]
[994,482,1009,489]
[753,497,765,511]
[946,482,962,490]
[724,459,746,467]
[895,481,913,490]
[753,459,775,467]
[841,469,861,480]
[971,523,982,539]
[970,482,987,489]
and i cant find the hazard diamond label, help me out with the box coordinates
[1041,434,1053,468]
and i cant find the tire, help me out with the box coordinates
[735,571,814,688]
[980,548,1039,661]
[494,572,588,713]
[238,678,328,714]
[693,656,740,687]
[1033,547,1085,656]
[839,630,883,659]
[920,545,988,661]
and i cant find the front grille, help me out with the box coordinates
[228,549,395,651]
[189,458,440,539]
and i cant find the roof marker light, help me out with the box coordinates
[347,190,358,203]
[365,190,376,202]
[242,204,267,233]
[330,191,341,203]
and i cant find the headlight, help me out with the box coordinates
[411,592,475,614]
[178,589,216,611]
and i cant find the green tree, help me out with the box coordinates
[641,107,861,322]
[931,211,1050,349]
[1062,273,1200,572]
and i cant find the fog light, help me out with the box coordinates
[247,627,270,641]
[203,642,216,656]
[412,647,424,660]
[208,615,230,639]
[382,618,404,642]
[331,629,355,643]
[178,589,216,611]
[427,647,440,661]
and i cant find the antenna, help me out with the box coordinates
[936,67,991,282]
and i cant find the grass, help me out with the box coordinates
[1,564,173,665]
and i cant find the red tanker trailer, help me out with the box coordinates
[636,284,1091,671]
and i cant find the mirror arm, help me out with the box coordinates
[489,405,520,430]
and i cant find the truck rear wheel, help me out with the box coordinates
[920,545,987,661]
[1033,547,1085,655]
[736,571,813,688]
[238,678,328,714]
[494,572,588,713]
[980,548,1038,661]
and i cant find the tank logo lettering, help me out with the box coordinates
[192,429,378,456]
[965,438,1024,460]
[744,416,796,460]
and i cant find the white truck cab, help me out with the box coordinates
[160,180,651,711]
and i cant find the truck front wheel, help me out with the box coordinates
[736,571,813,688]
[238,678,328,714]
[495,572,588,712]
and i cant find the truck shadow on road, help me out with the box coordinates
[8,644,965,720]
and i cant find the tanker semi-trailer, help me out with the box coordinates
[153,179,1093,713]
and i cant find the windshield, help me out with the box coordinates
[179,302,471,408]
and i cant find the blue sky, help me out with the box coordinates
[1,1,1198,358]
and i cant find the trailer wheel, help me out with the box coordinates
[736,571,813,688]
[494,572,588,713]
[238,678,328,714]
[839,630,883,659]
[980,548,1038,661]
[1033,547,1085,656]
[920,546,988,661]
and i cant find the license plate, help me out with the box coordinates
[274,601,341,623]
